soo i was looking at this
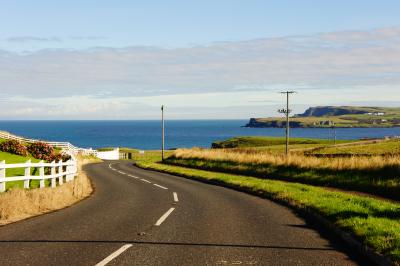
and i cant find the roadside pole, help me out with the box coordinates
[161,105,165,162]
[332,122,337,145]
[278,91,296,156]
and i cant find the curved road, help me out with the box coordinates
[0,161,370,265]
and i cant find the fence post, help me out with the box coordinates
[72,160,77,180]
[58,160,63,185]
[65,160,70,182]
[51,161,56,188]
[0,160,5,192]
[24,159,31,189]
[39,160,45,188]
[69,159,75,182]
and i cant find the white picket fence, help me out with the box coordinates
[0,131,98,156]
[0,159,77,192]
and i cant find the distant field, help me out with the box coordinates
[307,139,400,155]
[212,136,351,148]
[212,136,400,156]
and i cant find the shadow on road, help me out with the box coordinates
[0,239,335,251]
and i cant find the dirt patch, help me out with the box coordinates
[0,156,96,225]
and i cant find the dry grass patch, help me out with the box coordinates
[168,148,400,200]
[174,148,400,171]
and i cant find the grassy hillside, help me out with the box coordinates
[307,139,400,155]
[211,136,400,156]
[212,136,350,148]
[167,148,400,200]
[211,136,357,154]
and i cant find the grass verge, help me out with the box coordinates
[166,148,400,201]
[133,151,400,265]
[0,155,95,225]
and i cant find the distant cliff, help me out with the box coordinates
[246,118,304,128]
[245,106,400,128]
[296,106,370,117]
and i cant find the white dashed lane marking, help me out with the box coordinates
[95,244,133,266]
[173,192,179,202]
[154,184,168,190]
[155,208,175,226]
[109,163,175,197]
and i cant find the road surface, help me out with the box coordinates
[0,161,370,265]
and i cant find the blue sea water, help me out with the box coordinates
[1,120,400,150]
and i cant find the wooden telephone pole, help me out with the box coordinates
[161,105,165,161]
[278,91,296,155]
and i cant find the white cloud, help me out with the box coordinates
[0,27,400,119]
[1,85,398,120]
[5,36,62,43]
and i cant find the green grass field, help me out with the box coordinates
[308,139,400,155]
[131,151,400,264]
[211,136,351,148]
[0,138,53,189]
[212,136,400,156]
[166,153,400,201]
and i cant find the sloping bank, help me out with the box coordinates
[133,154,400,266]
[0,156,97,225]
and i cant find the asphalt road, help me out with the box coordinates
[0,161,371,265]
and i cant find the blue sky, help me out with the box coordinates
[1,0,400,119]
[2,0,400,50]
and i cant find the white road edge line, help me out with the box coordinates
[128,174,139,179]
[154,184,168,190]
[173,192,179,202]
[141,178,151,183]
[95,244,133,266]
[155,208,175,226]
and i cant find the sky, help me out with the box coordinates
[1,0,400,119]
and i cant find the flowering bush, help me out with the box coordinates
[27,142,55,161]
[50,153,71,162]
[0,140,28,156]
[27,142,72,162]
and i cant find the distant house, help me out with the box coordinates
[367,112,385,116]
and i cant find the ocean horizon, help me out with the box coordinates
[1,120,400,150]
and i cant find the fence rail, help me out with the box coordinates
[0,131,97,156]
[0,159,77,192]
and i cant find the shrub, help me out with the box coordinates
[0,140,28,156]
[61,154,72,162]
[49,153,71,162]
[28,142,55,162]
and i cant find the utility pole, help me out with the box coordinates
[278,91,296,155]
[331,122,337,145]
[161,105,165,162]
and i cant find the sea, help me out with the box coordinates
[1,120,400,150]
